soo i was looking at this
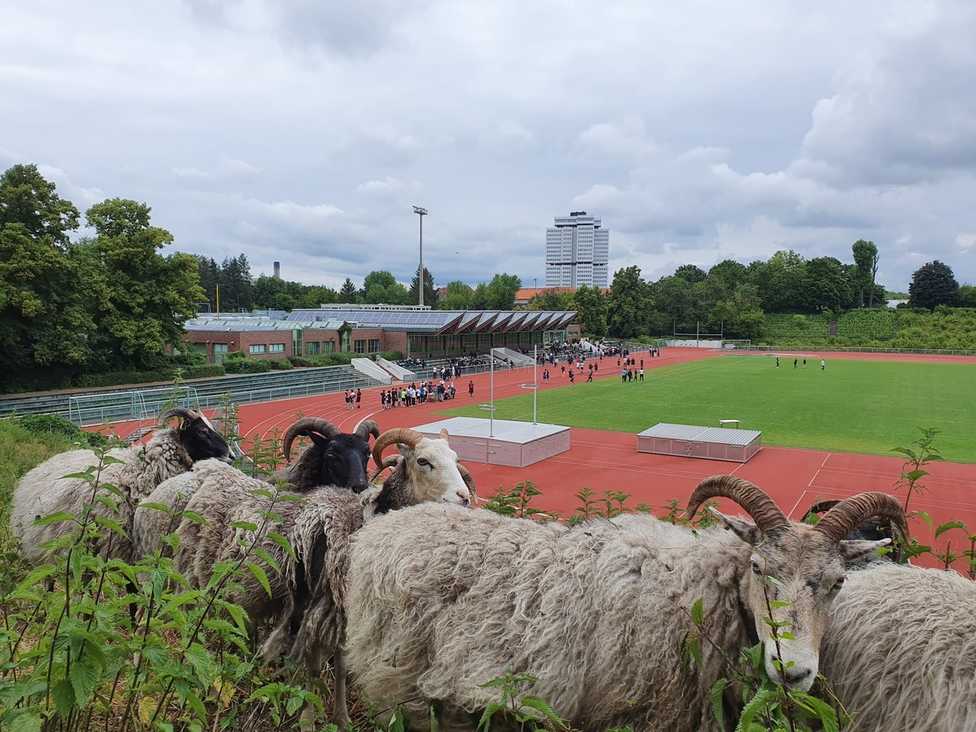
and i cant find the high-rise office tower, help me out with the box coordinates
[545,211,609,288]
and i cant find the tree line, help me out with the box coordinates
[0,165,200,388]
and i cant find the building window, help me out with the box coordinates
[367,339,380,353]
[214,344,229,354]
[354,339,366,354]
[306,342,320,355]
[323,340,335,353]
[269,343,285,353]
[249,344,266,354]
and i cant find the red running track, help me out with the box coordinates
[96,347,976,571]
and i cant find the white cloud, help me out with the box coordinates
[1,0,974,288]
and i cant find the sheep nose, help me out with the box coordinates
[457,492,470,506]
[783,667,812,686]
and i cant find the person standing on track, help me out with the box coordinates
[468,380,474,398]
[639,367,644,382]
[355,388,362,409]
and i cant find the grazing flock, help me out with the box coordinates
[10,410,976,731]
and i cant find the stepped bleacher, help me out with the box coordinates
[0,365,380,425]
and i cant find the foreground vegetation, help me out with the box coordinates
[0,416,973,731]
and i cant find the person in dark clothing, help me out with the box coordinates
[586,371,593,382]
[793,359,798,368]
[355,389,362,409]
[468,380,474,398]
[776,357,780,367]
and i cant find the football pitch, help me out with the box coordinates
[445,356,976,462]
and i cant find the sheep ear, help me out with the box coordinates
[839,538,891,564]
[708,507,762,545]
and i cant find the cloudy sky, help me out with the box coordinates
[2,0,974,290]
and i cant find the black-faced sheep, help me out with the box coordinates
[821,562,976,731]
[280,417,380,492]
[132,417,379,558]
[172,426,475,727]
[342,477,905,731]
[10,408,230,563]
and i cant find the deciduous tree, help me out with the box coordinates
[909,261,959,309]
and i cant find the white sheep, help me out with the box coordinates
[171,426,474,727]
[342,477,905,731]
[820,563,976,731]
[10,408,231,563]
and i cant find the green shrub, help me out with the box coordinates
[179,364,226,379]
[75,369,174,388]
[268,359,293,370]
[224,358,272,374]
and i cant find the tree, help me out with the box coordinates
[217,254,254,312]
[438,280,474,310]
[711,284,765,339]
[909,261,959,309]
[82,198,202,369]
[483,273,521,310]
[803,257,854,313]
[852,240,879,307]
[0,163,79,247]
[674,264,707,284]
[756,250,808,312]
[362,270,409,304]
[573,285,608,337]
[957,284,976,309]
[607,266,648,338]
[527,290,573,311]
[195,256,220,310]
[409,266,438,307]
[339,278,359,303]
[707,259,748,290]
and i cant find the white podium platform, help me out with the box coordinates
[413,416,571,467]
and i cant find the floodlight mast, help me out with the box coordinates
[412,205,428,306]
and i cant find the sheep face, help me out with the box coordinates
[178,413,232,463]
[399,437,471,506]
[313,433,371,493]
[712,511,889,691]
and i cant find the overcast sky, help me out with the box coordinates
[2,1,974,290]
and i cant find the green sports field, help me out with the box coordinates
[445,356,976,462]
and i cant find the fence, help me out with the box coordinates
[731,345,976,356]
[1,365,381,425]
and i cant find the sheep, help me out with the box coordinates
[10,408,230,563]
[173,426,475,727]
[132,417,379,558]
[342,477,906,731]
[819,563,976,731]
[278,417,380,492]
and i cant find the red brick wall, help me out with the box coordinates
[381,330,408,355]
[301,328,340,356]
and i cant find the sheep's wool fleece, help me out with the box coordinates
[821,564,976,731]
[175,466,363,627]
[133,458,236,559]
[344,504,752,732]
[10,429,192,562]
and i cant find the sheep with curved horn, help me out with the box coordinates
[342,476,901,731]
[10,407,231,563]
[133,416,379,559]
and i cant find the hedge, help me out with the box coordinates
[179,364,226,380]
[75,369,174,388]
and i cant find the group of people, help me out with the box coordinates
[620,356,645,382]
[380,379,473,409]
[775,356,827,370]
[343,388,363,409]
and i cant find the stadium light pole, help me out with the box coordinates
[412,205,428,307]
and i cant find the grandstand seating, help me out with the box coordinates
[0,365,380,424]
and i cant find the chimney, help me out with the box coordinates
[273,261,281,279]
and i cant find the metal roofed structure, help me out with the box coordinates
[636,422,762,463]
[286,307,576,336]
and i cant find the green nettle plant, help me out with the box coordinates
[892,426,942,515]
[0,442,325,732]
[476,672,569,732]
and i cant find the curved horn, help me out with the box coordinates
[282,417,340,462]
[369,455,400,483]
[802,499,840,523]
[371,427,423,468]
[159,407,200,425]
[355,419,381,442]
[814,492,908,543]
[457,463,476,496]
[685,475,789,534]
